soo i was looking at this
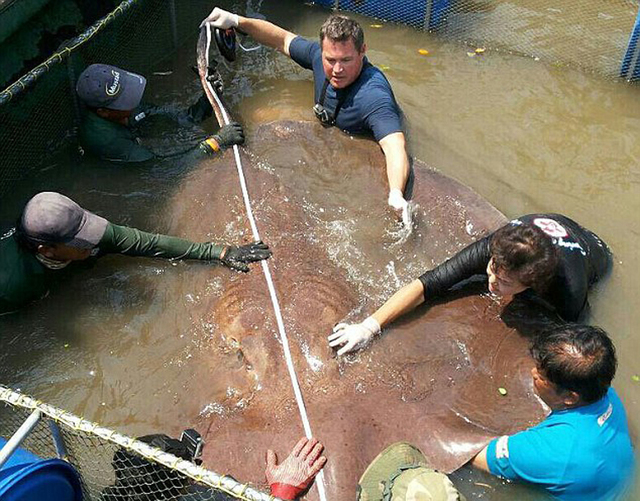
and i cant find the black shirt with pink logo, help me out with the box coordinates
[418,214,611,321]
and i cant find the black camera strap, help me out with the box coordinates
[316,78,347,125]
[315,60,375,126]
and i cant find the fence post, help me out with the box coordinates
[621,4,640,80]
[0,410,42,468]
[67,52,81,136]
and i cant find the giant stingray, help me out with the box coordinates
[164,28,548,499]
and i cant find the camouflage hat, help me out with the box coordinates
[357,442,465,501]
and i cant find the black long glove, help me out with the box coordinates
[219,241,271,272]
[200,122,245,154]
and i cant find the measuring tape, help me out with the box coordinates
[201,24,327,501]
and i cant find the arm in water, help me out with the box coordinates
[98,223,271,272]
[151,122,245,161]
[328,280,424,356]
[379,131,411,223]
[266,437,327,500]
[329,237,492,355]
[200,7,297,56]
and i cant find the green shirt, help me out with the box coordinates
[0,223,226,314]
[79,111,155,163]
[0,229,52,314]
[78,96,214,163]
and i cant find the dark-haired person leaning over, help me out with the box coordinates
[471,324,634,500]
[329,214,611,355]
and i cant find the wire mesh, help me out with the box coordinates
[0,386,275,501]
[313,0,640,78]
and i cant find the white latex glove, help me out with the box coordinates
[328,316,381,356]
[388,188,413,227]
[200,7,239,29]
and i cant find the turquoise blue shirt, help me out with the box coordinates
[487,387,635,500]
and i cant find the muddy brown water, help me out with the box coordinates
[0,0,638,499]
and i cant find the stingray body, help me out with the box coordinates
[167,115,546,499]
[178,27,548,499]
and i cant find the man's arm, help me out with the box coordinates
[372,279,425,328]
[98,223,271,272]
[379,131,410,199]
[470,445,492,473]
[202,7,297,56]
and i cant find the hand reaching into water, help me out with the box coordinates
[388,188,414,228]
[266,437,327,500]
[328,317,381,355]
[219,241,271,272]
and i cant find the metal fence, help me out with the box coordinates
[311,0,640,79]
[0,386,275,501]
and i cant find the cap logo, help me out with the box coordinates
[105,70,121,96]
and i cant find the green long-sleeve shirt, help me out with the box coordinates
[79,95,214,163]
[0,223,225,314]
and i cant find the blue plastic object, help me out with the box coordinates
[0,438,82,501]
[0,438,40,470]
[309,0,451,30]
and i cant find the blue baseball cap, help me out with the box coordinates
[76,64,146,110]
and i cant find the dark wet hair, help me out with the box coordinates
[490,222,558,293]
[319,15,365,52]
[531,324,616,404]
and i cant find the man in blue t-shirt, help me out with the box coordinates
[471,324,635,500]
[202,8,412,223]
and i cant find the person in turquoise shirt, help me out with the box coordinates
[0,192,271,314]
[471,324,635,500]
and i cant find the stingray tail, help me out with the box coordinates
[197,25,228,127]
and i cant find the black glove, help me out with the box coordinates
[199,122,245,155]
[219,241,271,272]
[213,122,245,149]
[206,72,224,95]
[187,93,214,123]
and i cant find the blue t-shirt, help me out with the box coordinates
[288,36,402,141]
[487,388,635,500]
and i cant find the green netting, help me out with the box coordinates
[0,386,275,501]
[312,0,639,78]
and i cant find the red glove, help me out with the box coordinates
[266,437,327,500]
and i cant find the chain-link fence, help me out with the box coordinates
[0,386,274,501]
[313,0,640,79]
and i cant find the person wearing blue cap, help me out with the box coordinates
[75,63,244,163]
[0,192,271,314]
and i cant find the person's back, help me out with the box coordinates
[476,324,635,501]
[492,386,634,500]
